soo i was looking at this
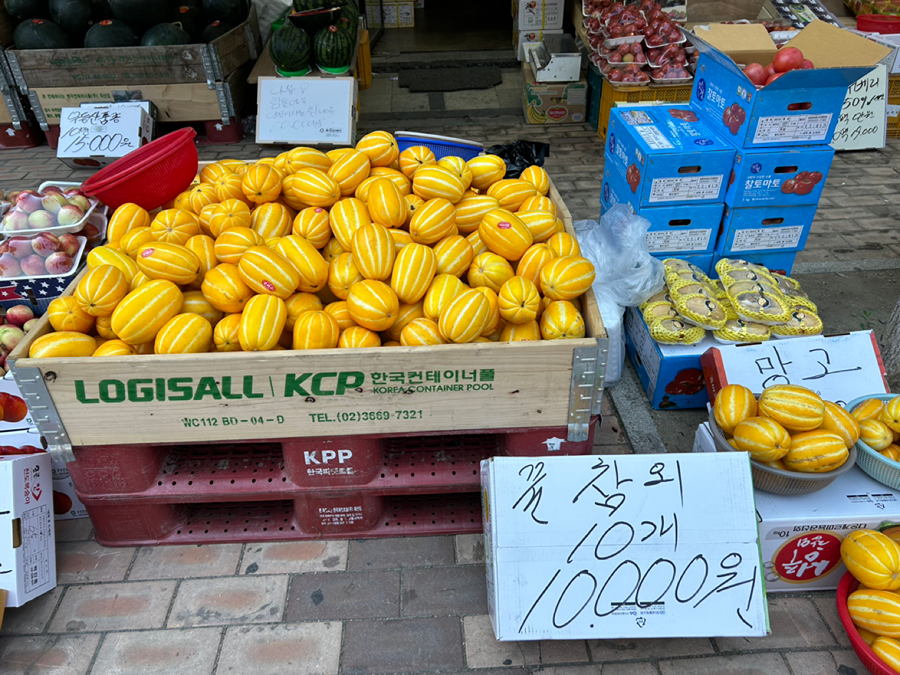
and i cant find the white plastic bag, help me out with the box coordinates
[574,205,666,385]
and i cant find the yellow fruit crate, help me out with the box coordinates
[890,76,900,99]
[889,94,900,140]
[597,81,693,141]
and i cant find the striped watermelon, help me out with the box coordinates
[314,25,354,72]
[269,20,311,74]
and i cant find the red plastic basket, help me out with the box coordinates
[836,571,896,675]
[857,14,900,34]
[81,128,199,211]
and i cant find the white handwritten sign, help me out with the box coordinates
[832,65,887,151]
[57,104,152,168]
[482,454,768,640]
[701,330,889,407]
[255,76,357,146]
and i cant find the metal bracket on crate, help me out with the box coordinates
[244,23,259,60]
[568,346,600,442]
[201,47,217,90]
[593,336,609,417]
[27,90,49,131]
[11,365,74,463]
[215,83,232,124]
[4,53,28,96]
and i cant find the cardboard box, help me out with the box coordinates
[710,250,797,277]
[514,28,564,61]
[604,105,735,210]
[691,24,778,66]
[57,103,154,169]
[690,22,891,149]
[716,204,817,255]
[725,145,835,207]
[50,457,88,521]
[758,0,844,29]
[852,31,900,76]
[0,372,33,433]
[523,63,587,124]
[513,0,564,30]
[0,437,55,609]
[625,306,718,409]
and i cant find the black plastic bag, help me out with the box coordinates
[485,140,550,179]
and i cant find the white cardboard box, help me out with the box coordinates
[50,456,88,521]
[514,28,564,61]
[57,103,154,169]
[481,454,768,640]
[512,0,564,30]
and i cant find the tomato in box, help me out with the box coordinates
[726,146,834,207]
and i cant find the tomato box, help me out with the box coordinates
[604,104,735,210]
[716,204,816,255]
[725,145,835,207]
[689,22,891,148]
[710,250,798,278]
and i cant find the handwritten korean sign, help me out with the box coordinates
[481,454,768,640]
[255,76,356,146]
[832,65,887,151]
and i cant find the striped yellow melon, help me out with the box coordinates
[391,243,437,304]
[389,228,414,254]
[873,636,900,669]
[328,252,364,300]
[467,231,488,257]
[330,197,372,250]
[402,193,425,226]
[386,301,425,341]
[517,210,558,243]
[398,145,437,178]
[220,159,248,174]
[287,168,341,208]
[48,296,94,333]
[854,398,886,422]
[540,256,596,301]
[92,339,136,357]
[501,320,541,341]
[75,265,130,317]
[119,226,154,259]
[107,203,150,245]
[285,146,332,173]
[182,183,219,214]
[366,178,406,229]
[347,279,400,331]
[324,301,357,331]
[184,235,217,284]
[207,199,252,238]
[293,310,340,350]
[202,263,253,313]
[498,276,541,325]
[479,209,533,261]
[519,195,556,216]
[214,313,243,352]
[87,245,139,281]
[861,419,894,451]
[369,167,411,196]
[130,271,151,290]
[732,416,791,462]
[820,400,861,447]
[136,242,201,285]
[214,227,265,265]
[757,385,825,432]
[437,156,473,191]
[521,165,551,195]
[279,174,308,210]
[454,195,500,234]
[883,396,900,432]
[468,252,515,293]
[356,130,399,167]
[439,288,490,343]
[424,273,467,320]
[199,161,233,184]
[540,300,585,340]
[29,332,97,358]
[214,173,252,208]
[285,292,324,329]
[484,319,506,341]
[181,290,224,325]
[339,325,381,348]
[486,179,537,212]
[328,149,372,196]
[274,235,328,293]
[327,148,354,163]
[401,317,446,346]
[468,155,507,190]
[516,243,556,285]
[474,287,501,336]
[849,589,900,635]
[857,627,879,646]
[883,445,900,462]
[784,430,849,472]
[714,384,758,435]
[172,190,192,211]
[433,235,474,278]
[352,222,396,281]
[154,313,213,354]
[842,530,900,590]
[292,207,332,248]
[409,198,456,245]
[412,165,466,204]
[321,237,345,264]
[241,164,283,204]
[250,202,292,239]
[547,232,582,257]
[150,209,202,245]
[238,246,300,299]
[110,280,184,346]
[238,294,287,351]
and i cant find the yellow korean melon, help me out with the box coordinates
[369,167,411,196]
[517,210,558,243]
[412,165,466,204]
[516,243,556,286]
[351,222,396,281]
[324,301,356,331]
[29,332,97,358]
[409,197,457,245]
[757,385,825,432]
[250,202,292,239]
[328,252,364,300]
[861,419,894,451]
[842,530,900,590]
[468,252,515,293]
[873,636,900,670]
[182,183,219,215]
[467,230,487,257]
[155,313,213,354]
[293,310,340,350]
[287,168,341,209]
[882,396,900,433]
[784,430,849,472]
[433,235,474,278]
[285,292,324,330]
[389,228,414,254]
[883,445,900,462]
[92,339,136,357]
[339,325,381,348]
[321,237,345,264]
[400,317,446,346]
[238,294,287,351]
[474,287,501,336]
[398,145,437,178]
[87,246,138,281]
[439,288,491,343]
[424,274,467,320]
[184,235,217,285]
[75,265,130,317]
[202,263,253,313]
[540,255,596,301]
[238,246,301,299]
[119,226,154,259]
[402,193,425,227]
[346,279,400,331]
[107,203,150,245]
[214,313,243,352]
[136,242,201,285]
[540,300,585,340]
[486,179,538,212]
[849,589,900,636]
[329,197,371,250]
[386,301,425,341]
[498,276,541,325]
[366,178,406,229]
[292,207,332,249]
[501,320,541,341]
[437,156,473,191]
[853,398,886,421]
[214,173,252,208]
[479,209,533,261]
[820,400,861,448]
[181,290,224,326]
[207,199,252,238]
[467,155,507,190]
[328,149,372,196]
[285,146,332,173]
[356,130,399,167]
[199,161,234,184]
[150,209,202,245]
[130,271,151,290]
[391,243,437,304]
[270,235,327,294]
[48,296,94,333]
[732,416,791,462]
[519,194,556,216]
[214,226,264,265]
[547,232,581,257]
[327,148,354,163]
[110,280,184,346]
[241,164,283,204]
[454,195,501,234]
[713,384,758,435]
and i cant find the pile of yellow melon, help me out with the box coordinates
[27,131,598,357]
[850,397,900,462]
[712,383,878,473]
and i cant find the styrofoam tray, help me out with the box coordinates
[603,35,644,48]
[643,33,686,48]
[0,235,87,283]
[650,74,693,84]
[1,197,101,240]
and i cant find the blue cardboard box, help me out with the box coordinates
[710,250,798,278]
[689,22,885,149]
[604,104,736,210]
[725,146,835,207]
[716,204,817,255]
[624,306,717,410]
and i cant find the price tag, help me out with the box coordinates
[832,65,887,151]
[56,104,152,166]
[256,76,357,146]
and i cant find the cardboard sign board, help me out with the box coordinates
[701,330,889,407]
[482,454,768,640]
[56,103,153,169]
[832,64,888,151]
[256,76,357,146]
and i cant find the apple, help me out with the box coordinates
[41,192,68,214]
[45,252,74,275]
[32,232,60,257]
[3,210,29,232]
[0,393,27,423]
[28,210,57,230]
[40,186,63,196]
[63,188,84,198]
[0,253,22,278]
[0,326,24,351]
[57,204,84,227]
[16,191,42,214]
[22,318,38,333]
[5,304,34,327]
[77,222,102,245]
[58,233,80,257]
[66,195,91,212]
[7,237,33,259]
[20,254,47,277]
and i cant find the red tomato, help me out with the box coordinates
[809,171,824,184]
[781,179,797,194]
[796,171,811,182]
[800,59,814,70]
[765,72,786,85]
[765,63,777,78]
[773,47,804,73]
[743,63,768,86]
[793,180,815,196]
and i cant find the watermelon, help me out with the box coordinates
[314,24,353,72]
[49,0,93,37]
[337,15,356,40]
[201,20,232,42]
[14,18,72,49]
[141,22,193,46]
[84,18,137,47]
[5,0,48,20]
[170,4,206,40]
[109,0,168,30]
[202,0,248,25]
[292,0,328,13]
[269,20,311,75]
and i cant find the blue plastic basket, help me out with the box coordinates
[394,132,483,161]
[846,394,900,489]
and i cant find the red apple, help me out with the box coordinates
[27,210,57,230]
[22,318,38,333]
[57,204,84,227]
[45,252,74,275]
[7,237,33,259]
[0,325,24,351]
[57,233,80,257]
[63,188,84,198]
[0,253,22,278]
[20,254,48,277]
[5,304,34,327]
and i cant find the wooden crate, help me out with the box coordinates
[4,5,260,93]
[9,180,608,450]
